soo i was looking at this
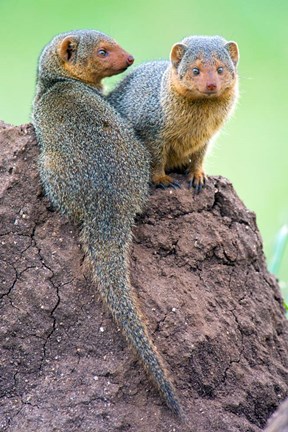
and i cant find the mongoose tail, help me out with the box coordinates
[82,227,181,415]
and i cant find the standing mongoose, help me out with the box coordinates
[32,30,180,414]
[108,35,239,192]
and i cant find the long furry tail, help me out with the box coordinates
[82,227,180,414]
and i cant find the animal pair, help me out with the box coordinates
[33,29,239,418]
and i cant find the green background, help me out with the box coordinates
[0,0,287,297]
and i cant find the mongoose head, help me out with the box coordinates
[170,36,239,100]
[38,30,134,90]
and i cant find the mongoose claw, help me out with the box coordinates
[156,183,170,190]
[170,180,181,189]
[156,180,181,190]
[153,173,181,190]
[194,182,203,194]
[156,183,167,190]
[188,174,206,194]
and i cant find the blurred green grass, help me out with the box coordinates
[0,0,287,298]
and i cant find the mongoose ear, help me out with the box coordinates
[225,41,239,66]
[58,36,79,63]
[170,43,187,68]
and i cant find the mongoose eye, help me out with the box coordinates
[97,49,108,57]
[192,68,200,76]
[217,67,224,75]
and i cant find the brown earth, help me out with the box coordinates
[0,121,287,432]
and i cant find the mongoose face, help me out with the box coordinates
[39,30,134,89]
[170,36,239,100]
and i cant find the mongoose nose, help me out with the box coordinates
[206,83,217,91]
[127,55,134,66]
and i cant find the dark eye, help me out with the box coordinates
[98,49,108,57]
[192,68,200,76]
[217,67,224,74]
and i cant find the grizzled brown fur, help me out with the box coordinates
[32,30,180,414]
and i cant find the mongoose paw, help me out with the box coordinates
[158,180,181,190]
[187,172,207,194]
[153,174,181,190]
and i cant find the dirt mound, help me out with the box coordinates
[0,122,287,432]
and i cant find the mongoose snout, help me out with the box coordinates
[126,55,134,65]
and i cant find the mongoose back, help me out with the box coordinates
[32,30,180,414]
[108,35,239,192]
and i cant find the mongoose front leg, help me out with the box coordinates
[186,144,208,194]
[152,164,181,189]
